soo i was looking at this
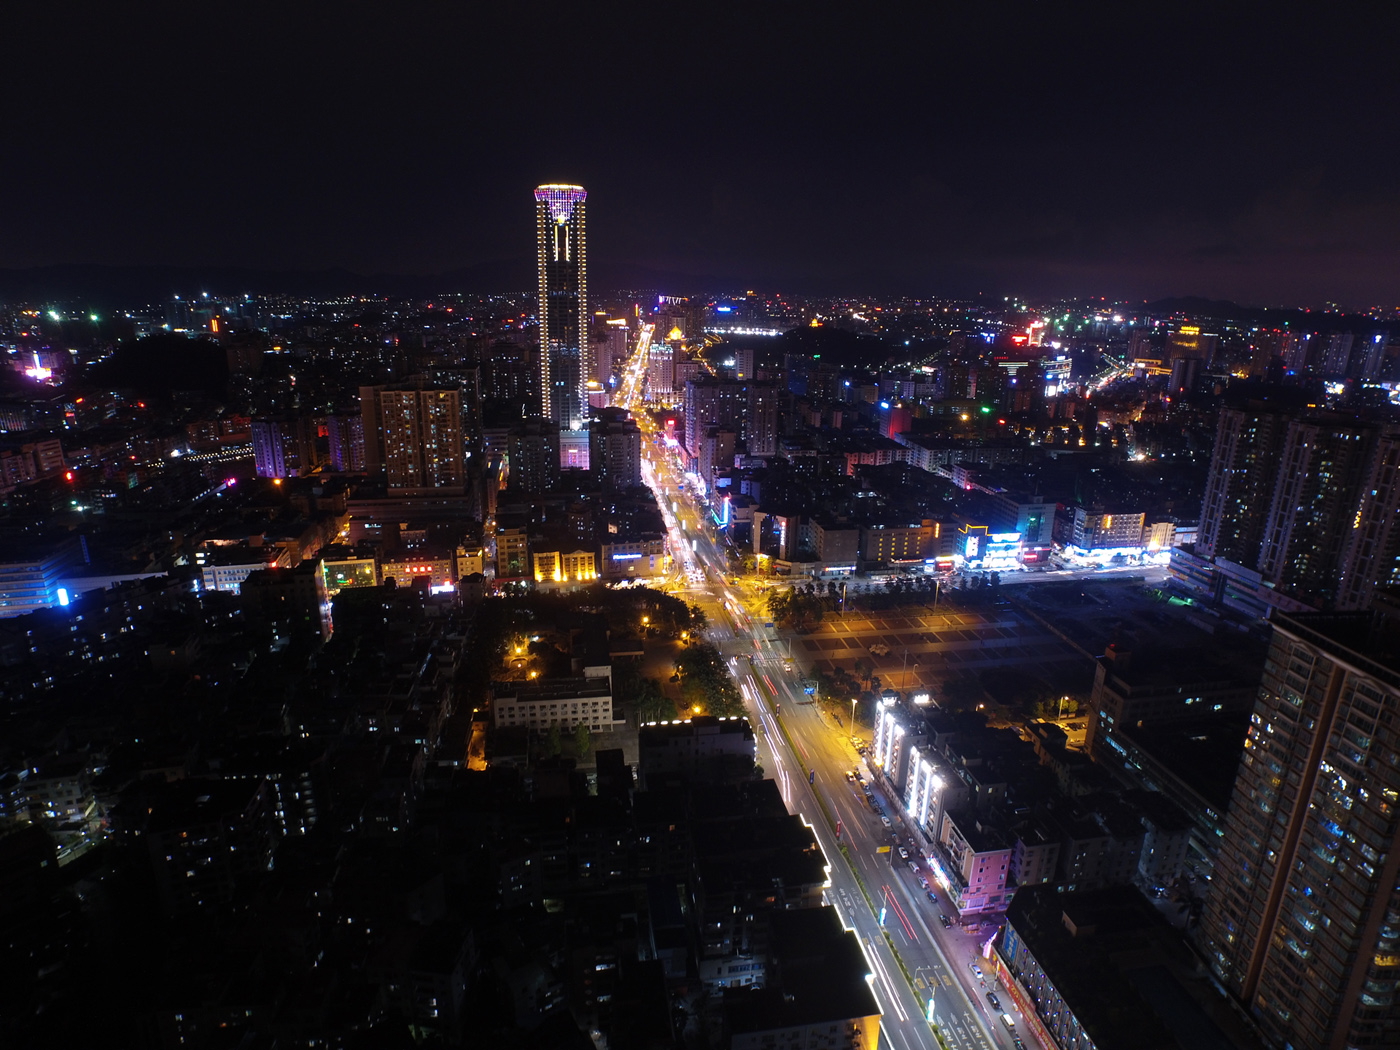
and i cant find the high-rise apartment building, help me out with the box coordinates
[682,377,750,457]
[534,184,588,431]
[589,409,641,490]
[359,382,466,495]
[1198,406,1400,609]
[505,418,560,495]
[647,342,675,396]
[1322,333,1356,377]
[1200,606,1400,1050]
[1166,324,1219,363]
[251,417,318,479]
[326,412,365,472]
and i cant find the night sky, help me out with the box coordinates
[6,3,1400,306]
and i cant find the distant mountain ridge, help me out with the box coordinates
[0,260,748,307]
[2,266,1392,332]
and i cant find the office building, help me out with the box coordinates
[600,536,667,579]
[320,553,378,594]
[0,538,87,618]
[1069,509,1146,552]
[535,183,589,431]
[859,521,934,566]
[1200,606,1400,1050]
[595,318,628,386]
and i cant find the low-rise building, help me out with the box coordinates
[495,525,529,579]
[492,665,613,732]
[724,907,880,1050]
[380,549,455,590]
[932,810,1013,915]
[999,885,1254,1050]
[197,545,293,594]
[601,536,667,579]
[532,548,598,586]
[638,716,756,790]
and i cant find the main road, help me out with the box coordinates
[616,339,1023,1050]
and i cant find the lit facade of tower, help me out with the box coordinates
[534,184,588,431]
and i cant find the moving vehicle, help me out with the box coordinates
[880,816,891,828]
[927,890,938,904]
[1000,1013,1016,1031]
[898,847,909,860]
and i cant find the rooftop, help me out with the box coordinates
[725,907,879,1033]
[1005,885,1252,1050]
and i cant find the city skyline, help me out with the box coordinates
[8,6,1400,1050]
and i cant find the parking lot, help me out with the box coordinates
[799,605,1089,694]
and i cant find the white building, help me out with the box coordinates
[492,665,613,732]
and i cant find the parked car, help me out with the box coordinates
[918,877,930,891]
[939,914,952,929]
[880,816,891,828]
[908,861,920,875]
[898,847,909,860]
[926,890,938,904]
[970,962,984,980]
[986,991,1001,1011]
[845,770,856,783]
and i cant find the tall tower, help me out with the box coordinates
[534,184,588,431]
[1199,606,1400,1050]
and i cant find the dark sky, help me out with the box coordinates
[6,3,1400,306]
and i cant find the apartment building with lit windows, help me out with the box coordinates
[1199,604,1400,1049]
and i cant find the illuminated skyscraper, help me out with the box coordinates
[534,183,589,431]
